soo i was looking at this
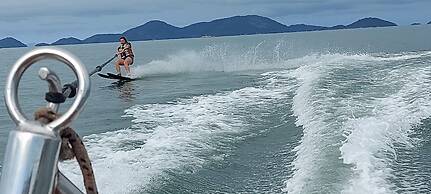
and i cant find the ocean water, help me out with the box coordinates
[0,25,431,193]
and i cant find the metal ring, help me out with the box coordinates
[4,48,90,131]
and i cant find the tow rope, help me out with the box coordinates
[35,107,98,194]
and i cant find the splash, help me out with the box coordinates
[59,85,287,193]
[132,42,298,77]
[283,51,431,193]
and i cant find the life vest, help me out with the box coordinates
[118,43,134,59]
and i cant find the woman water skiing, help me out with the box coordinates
[115,36,134,77]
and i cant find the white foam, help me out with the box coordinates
[371,51,431,61]
[282,53,393,193]
[283,51,431,193]
[340,63,431,194]
[132,43,303,77]
[58,50,431,193]
[283,54,349,193]
[59,85,287,193]
[130,41,419,78]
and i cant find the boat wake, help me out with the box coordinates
[284,51,431,193]
[60,50,431,193]
[60,78,291,193]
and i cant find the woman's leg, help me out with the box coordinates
[115,59,124,75]
[124,57,133,75]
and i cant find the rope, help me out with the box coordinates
[33,55,116,193]
[62,54,117,99]
[34,107,98,194]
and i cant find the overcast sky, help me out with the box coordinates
[1,0,430,44]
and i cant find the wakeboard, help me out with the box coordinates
[98,73,136,81]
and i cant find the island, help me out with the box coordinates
[39,16,399,46]
[35,43,50,46]
[51,37,82,45]
[1,15,405,48]
[0,37,27,48]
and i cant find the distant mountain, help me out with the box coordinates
[0,37,27,48]
[51,37,82,45]
[122,15,291,40]
[83,34,122,44]
[428,21,431,24]
[35,43,50,46]
[36,15,401,46]
[285,24,326,32]
[124,20,181,40]
[346,17,396,29]
[324,18,397,31]
[327,25,347,30]
[411,23,421,25]
[179,15,288,37]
